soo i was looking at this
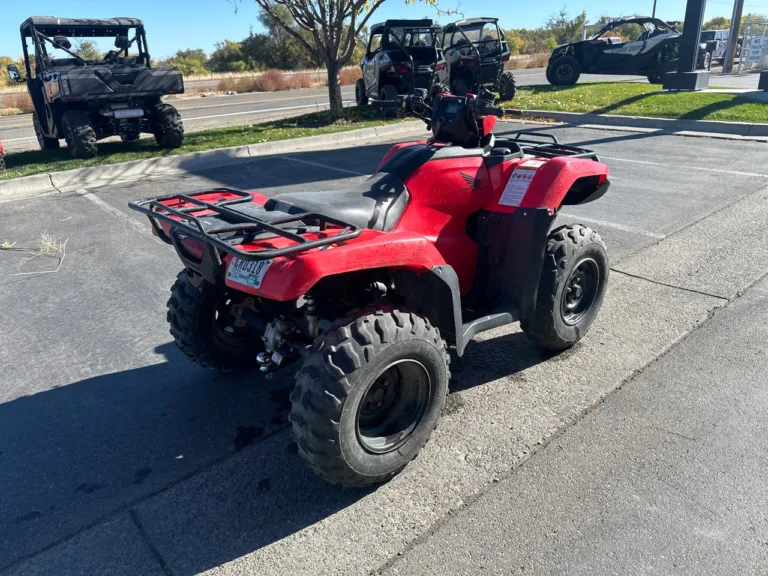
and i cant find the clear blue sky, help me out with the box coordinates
[0,0,749,59]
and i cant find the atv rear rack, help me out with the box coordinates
[129,187,362,268]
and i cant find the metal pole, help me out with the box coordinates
[723,0,744,73]
[652,0,658,18]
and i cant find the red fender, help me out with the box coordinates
[225,230,448,301]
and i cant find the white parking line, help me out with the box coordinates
[558,214,665,239]
[602,156,768,179]
[185,101,354,122]
[3,136,37,143]
[284,156,367,176]
[77,189,164,244]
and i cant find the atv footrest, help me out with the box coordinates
[128,187,363,261]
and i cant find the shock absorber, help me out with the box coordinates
[305,293,319,339]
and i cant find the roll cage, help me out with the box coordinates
[589,17,679,42]
[19,17,151,78]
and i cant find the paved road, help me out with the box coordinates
[0,85,356,153]
[387,274,768,575]
[1,122,767,574]
[2,67,760,153]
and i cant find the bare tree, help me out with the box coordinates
[248,0,444,119]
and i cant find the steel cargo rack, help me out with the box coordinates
[129,187,363,282]
[503,131,600,161]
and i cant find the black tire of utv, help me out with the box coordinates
[355,79,368,106]
[545,65,556,85]
[290,309,450,487]
[152,103,185,149]
[379,84,399,118]
[647,74,664,84]
[430,83,450,101]
[521,224,609,351]
[548,56,581,86]
[33,114,60,150]
[62,111,98,159]
[0,153,5,171]
[451,76,470,96]
[703,51,712,71]
[167,270,262,372]
[498,70,517,101]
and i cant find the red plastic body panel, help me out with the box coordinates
[0,140,5,155]
[166,141,610,302]
[226,230,447,300]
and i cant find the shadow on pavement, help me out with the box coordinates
[1,334,554,573]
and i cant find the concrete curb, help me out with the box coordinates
[0,121,425,202]
[519,109,768,138]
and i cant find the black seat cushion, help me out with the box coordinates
[266,173,409,232]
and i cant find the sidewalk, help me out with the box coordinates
[386,275,768,575]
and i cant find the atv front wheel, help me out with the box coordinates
[290,309,450,487]
[0,152,5,171]
[355,79,368,106]
[167,270,263,371]
[33,114,60,150]
[548,56,581,86]
[498,71,517,101]
[152,103,184,149]
[521,224,608,350]
[62,110,97,159]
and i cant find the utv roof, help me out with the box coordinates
[445,17,499,29]
[370,19,435,34]
[21,17,144,37]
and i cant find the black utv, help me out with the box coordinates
[356,19,443,105]
[7,17,185,158]
[546,17,711,86]
[436,18,516,101]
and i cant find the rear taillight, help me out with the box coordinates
[389,64,411,73]
[501,54,510,63]
[459,60,476,67]
[435,62,445,72]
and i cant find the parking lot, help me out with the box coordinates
[1,122,768,574]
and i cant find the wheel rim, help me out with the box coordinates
[556,65,573,81]
[560,258,600,326]
[356,359,432,455]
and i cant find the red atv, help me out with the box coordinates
[130,90,611,487]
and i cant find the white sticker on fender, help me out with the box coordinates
[499,168,536,207]
[226,257,272,289]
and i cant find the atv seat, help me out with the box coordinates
[266,172,409,232]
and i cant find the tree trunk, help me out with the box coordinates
[326,61,344,120]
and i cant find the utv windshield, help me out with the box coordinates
[446,23,501,56]
[31,26,148,68]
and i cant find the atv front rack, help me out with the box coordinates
[129,187,362,271]
[504,131,600,161]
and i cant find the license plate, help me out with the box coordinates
[226,257,272,289]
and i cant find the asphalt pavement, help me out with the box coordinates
[1,67,761,153]
[1,122,767,575]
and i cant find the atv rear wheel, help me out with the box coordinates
[355,79,368,106]
[451,76,470,96]
[498,71,517,101]
[647,74,664,84]
[548,56,581,86]
[33,114,60,150]
[290,309,450,487]
[167,270,264,371]
[521,224,608,351]
[379,85,399,117]
[152,103,184,149]
[62,110,97,159]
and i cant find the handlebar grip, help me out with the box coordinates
[371,99,400,107]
